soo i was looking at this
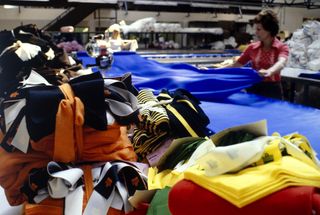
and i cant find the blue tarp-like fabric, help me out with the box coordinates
[77,51,262,101]
[77,51,320,153]
[202,92,320,153]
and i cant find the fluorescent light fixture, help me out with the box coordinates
[68,0,118,3]
[3,5,18,9]
[134,0,178,6]
[18,0,49,1]
[191,3,229,9]
[240,6,262,10]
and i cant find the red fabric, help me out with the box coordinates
[237,38,289,82]
[169,180,320,215]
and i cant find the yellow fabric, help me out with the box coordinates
[283,133,318,164]
[177,99,198,112]
[184,156,320,207]
[252,138,283,166]
[147,134,320,207]
[147,167,185,190]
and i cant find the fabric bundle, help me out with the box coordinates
[132,89,170,158]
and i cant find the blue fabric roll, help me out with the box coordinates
[77,51,262,101]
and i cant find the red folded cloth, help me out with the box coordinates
[169,180,320,215]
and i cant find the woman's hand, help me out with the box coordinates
[258,69,273,77]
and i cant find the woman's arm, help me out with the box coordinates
[224,61,244,68]
[259,56,287,77]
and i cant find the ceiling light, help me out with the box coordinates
[191,3,229,9]
[68,0,118,3]
[3,5,18,9]
[134,0,178,6]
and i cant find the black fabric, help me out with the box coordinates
[299,73,320,80]
[69,72,107,131]
[158,89,211,138]
[13,24,51,53]
[217,130,258,146]
[246,81,283,100]
[0,106,26,152]
[118,165,147,196]
[0,46,30,97]
[0,30,15,53]
[158,138,206,172]
[26,86,64,141]
[20,167,50,204]
[26,73,107,141]
[95,165,119,199]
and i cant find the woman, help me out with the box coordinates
[106,24,138,52]
[227,10,289,99]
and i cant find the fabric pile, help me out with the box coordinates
[286,20,320,71]
[0,24,214,215]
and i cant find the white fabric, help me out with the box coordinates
[21,70,52,87]
[14,41,41,62]
[174,139,216,173]
[4,99,26,130]
[65,186,84,215]
[45,48,55,60]
[196,136,272,177]
[47,166,83,198]
[11,116,29,153]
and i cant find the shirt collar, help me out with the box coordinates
[252,38,282,50]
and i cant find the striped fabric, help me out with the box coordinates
[132,89,170,158]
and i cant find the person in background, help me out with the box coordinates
[106,23,138,52]
[225,9,289,100]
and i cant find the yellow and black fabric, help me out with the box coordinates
[132,89,170,158]
[157,89,211,138]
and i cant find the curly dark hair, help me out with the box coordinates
[254,9,279,37]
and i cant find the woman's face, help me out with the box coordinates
[112,30,120,39]
[255,23,272,41]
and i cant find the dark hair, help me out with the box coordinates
[254,9,279,37]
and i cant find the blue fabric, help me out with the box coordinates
[76,51,320,153]
[202,92,320,153]
[77,51,262,101]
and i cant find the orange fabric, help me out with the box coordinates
[0,147,50,206]
[54,83,85,163]
[0,124,136,206]
[82,165,94,211]
[0,84,137,207]
[31,124,137,163]
[24,198,64,215]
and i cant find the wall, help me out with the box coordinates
[0,6,64,30]
[79,7,320,34]
[0,5,319,33]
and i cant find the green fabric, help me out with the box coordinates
[159,138,205,171]
[147,187,171,215]
[218,130,257,146]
